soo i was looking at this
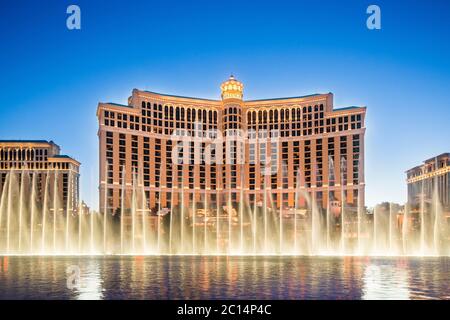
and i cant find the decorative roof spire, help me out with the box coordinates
[220,75,243,100]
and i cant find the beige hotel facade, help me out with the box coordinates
[97,76,366,216]
[407,153,450,211]
[0,140,80,214]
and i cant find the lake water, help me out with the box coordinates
[0,256,448,300]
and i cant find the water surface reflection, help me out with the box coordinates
[0,256,448,299]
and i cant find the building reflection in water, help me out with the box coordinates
[362,259,410,300]
[0,256,448,299]
[74,260,103,300]
[1,256,8,273]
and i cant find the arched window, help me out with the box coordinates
[141,101,145,108]
[187,108,191,121]
[280,109,284,122]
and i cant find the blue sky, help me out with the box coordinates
[0,0,449,209]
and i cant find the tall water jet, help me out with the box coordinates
[402,203,409,255]
[103,162,109,253]
[312,163,324,254]
[389,203,395,253]
[89,202,94,253]
[340,157,346,254]
[326,156,335,252]
[169,179,175,255]
[6,171,14,253]
[30,172,37,253]
[227,190,232,254]
[203,191,208,254]
[131,170,137,253]
[373,205,378,253]
[420,178,426,254]
[52,171,58,252]
[311,192,320,254]
[157,172,162,253]
[141,168,147,253]
[326,190,331,252]
[294,169,301,253]
[0,173,10,252]
[78,199,82,252]
[65,172,72,252]
[18,168,26,252]
[216,188,220,254]
[41,171,50,253]
[192,188,197,254]
[357,160,364,254]
[180,173,185,253]
[120,165,125,253]
[263,175,268,253]
[252,201,257,254]
[278,205,283,254]
[432,169,444,255]
[239,167,245,253]
[279,163,287,254]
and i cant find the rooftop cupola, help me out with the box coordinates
[220,75,244,101]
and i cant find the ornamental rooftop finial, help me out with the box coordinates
[220,75,244,100]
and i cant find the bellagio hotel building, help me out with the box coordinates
[97,76,366,215]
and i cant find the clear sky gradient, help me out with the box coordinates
[0,0,449,209]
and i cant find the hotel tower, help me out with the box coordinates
[407,153,450,211]
[97,76,366,222]
[0,140,80,253]
[0,140,80,213]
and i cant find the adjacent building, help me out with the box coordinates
[407,153,450,211]
[0,140,80,213]
[97,76,366,216]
